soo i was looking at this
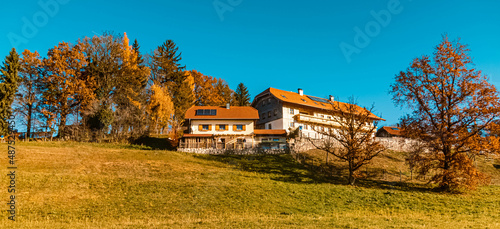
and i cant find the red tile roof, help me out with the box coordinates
[185,106,259,120]
[254,129,287,136]
[381,126,402,136]
[254,88,385,121]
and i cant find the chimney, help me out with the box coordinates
[298,88,303,96]
[226,103,230,109]
[329,95,334,102]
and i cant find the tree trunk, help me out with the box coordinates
[58,112,68,138]
[441,145,452,191]
[26,105,32,141]
[348,159,356,185]
[348,169,356,185]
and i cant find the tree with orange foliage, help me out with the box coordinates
[189,70,217,106]
[41,42,94,138]
[390,35,500,191]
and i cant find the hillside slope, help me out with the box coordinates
[0,142,499,228]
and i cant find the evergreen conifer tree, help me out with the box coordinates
[0,48,20,134]
[233,82,251,106]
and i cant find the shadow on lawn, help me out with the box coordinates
[130,136,175,151]
[195,153,334,184]
[195,153,434,193]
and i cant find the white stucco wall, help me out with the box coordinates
[190,120,254,135]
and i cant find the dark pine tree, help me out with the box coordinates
[132,39,144,65]
[233,82,251,106]
[151,40,193,125]
[151,39,185,89]
[0,48,21,135]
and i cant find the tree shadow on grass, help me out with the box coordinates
[130,136,175,151]
[194,152,436,193]
[194,153,337,184]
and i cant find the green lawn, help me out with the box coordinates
[0,141,499,228]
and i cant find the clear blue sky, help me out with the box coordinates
[2,0,500,126]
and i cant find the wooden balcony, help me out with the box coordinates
[294,114,342,127]
[294,114,374,131]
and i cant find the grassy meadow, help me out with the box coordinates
[0,141,499,228]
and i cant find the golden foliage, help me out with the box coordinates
[189,70,233,106]
[41,42,95,136]
[147,84,174,134]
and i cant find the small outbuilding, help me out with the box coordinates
[376,126,402,138]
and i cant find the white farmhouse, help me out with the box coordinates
[251,88,384,139]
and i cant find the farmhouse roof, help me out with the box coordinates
[252,88,385,121]
[185,106,259,120]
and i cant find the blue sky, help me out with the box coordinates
[2,0,500,126]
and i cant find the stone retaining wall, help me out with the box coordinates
[177,147,288,155]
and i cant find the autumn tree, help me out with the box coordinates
[232,82,251,106]
[111,33,150,138]
[189,70,217,105]
[213,78,233,106]
[81,33,123,133]
[147,84,174,135]
[0,48,21,135]
[309,98,385,185]
[41,42,93,138]
[390,35,500,191]
[15,50,43,140]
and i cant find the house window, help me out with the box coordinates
[236,125,244,131]
[273,138,279,142]
[199,124,210,131]
[299,125,303,130]
[268,124,272,129]
[274,109,277,116]
[289,108,294,115]
[262,100,266,106]
[262,113,266,119]
[217,124,227,131]
[267,111,271,118]
[290,122,294,128]
[268,98,271,104]
[304,124,308,130]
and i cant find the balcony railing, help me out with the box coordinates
[294,114,374,131]
[294,114,342,127]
